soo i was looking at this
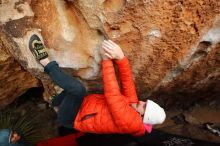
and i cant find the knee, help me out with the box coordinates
[68,82,86,98]
[78,85,86,98]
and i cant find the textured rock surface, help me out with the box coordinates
[1,0,220,107]
[0,31,40,107]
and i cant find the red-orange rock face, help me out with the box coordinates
[0,0,220,107]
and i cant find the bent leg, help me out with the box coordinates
[50,91,67,107]
[44,61,86,97]
[57,93,84,128]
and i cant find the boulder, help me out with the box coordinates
[0,31,39,107]
[0,0,220,107]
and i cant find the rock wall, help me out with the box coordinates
[0,30,40,107]
[0,0,220,107]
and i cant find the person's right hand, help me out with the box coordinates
[100,42,111,60]
[101,40,125,60]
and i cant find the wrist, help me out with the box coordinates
[116,54,125,60]
[101,54,111,61]
[102,57,111,61]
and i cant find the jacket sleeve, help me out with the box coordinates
[115,57,138,104]
[102,60,145,136]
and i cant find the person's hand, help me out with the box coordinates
[100,41,111,60]
[101,40,124,60]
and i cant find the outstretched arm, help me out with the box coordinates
[102,40,139,104]
[100,41,145,135]
[100,40,122,101]
[102,59,145,135]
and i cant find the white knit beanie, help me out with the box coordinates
[143,100,166,125]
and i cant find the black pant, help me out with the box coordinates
[44,61,86,128]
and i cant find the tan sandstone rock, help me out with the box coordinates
[0,0,220,107]
[0,30,40,107]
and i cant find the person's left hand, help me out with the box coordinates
[101,40,124,60]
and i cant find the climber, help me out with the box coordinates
[0,129,24,146]
[28,34,166,136]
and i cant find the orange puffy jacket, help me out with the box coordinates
[74,57,145,136]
